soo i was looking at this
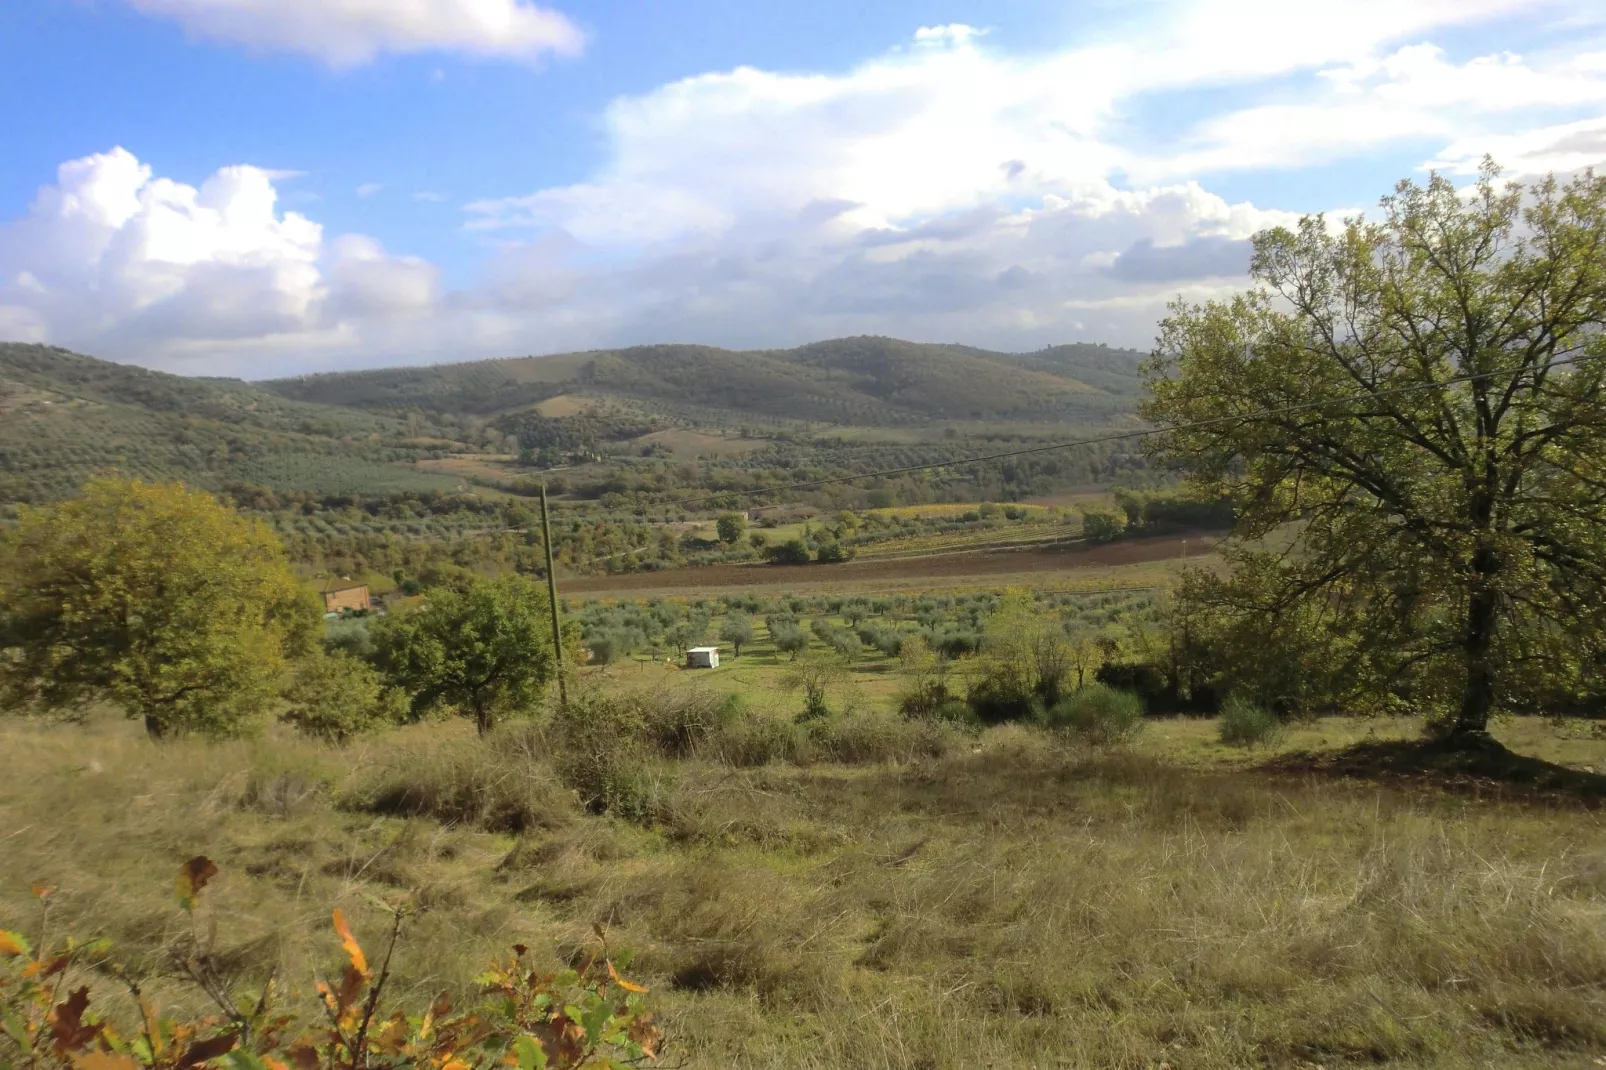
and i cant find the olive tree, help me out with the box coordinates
[1144,162,1606,739]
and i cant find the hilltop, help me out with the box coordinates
[0,337,1149,507]
[263,336,1147,425]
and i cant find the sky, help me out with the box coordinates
[1,0,1604,378]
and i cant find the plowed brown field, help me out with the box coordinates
[561,533,1218,597]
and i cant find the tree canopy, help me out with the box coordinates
[1144,163,1606,736]
[0,477,318,738]
[371,573,556,734]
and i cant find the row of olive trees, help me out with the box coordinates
[0,477,559,741]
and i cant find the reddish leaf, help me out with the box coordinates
[285,1043,320,1070]
[0,930,28,958]
[177,1030,239,1067]
[175,857,219,912]
[50,987,101,1054]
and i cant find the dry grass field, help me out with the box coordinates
[4,702,1606,1069]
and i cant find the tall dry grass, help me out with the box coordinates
[3,711,1605,1068]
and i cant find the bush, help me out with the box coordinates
[281,651,408,743]
[546,692,666,820]
[640,689,745,757]
[966,672,1036,725]
[1040,683,1145,746]
[806,713,958,764]
[1218,696,1285,747]
[343,731,576,833]
[589,635,618,665]
[700,713,810,766]
[814,540,850,563]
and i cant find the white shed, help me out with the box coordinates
[686,646,721,669]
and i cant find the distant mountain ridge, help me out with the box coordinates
[263,336,1149,425]
[0,337,1149,504]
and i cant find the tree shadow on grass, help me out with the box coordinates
[1259,732,1606,808]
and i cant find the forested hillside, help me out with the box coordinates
[265,336,1148,424]
[0,344,464,504]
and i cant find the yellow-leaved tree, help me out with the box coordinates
[0,477,319,738]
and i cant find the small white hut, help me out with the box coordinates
[686,646,721,669]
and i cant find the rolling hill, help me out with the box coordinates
[0,343,463,504]
[0,337,1150,506]
[264,336,1149,425]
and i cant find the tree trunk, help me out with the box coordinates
[474,699,493,736]
[1453,549,1501,740]
[143,714,168,741]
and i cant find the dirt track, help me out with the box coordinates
[560,533,1218,597]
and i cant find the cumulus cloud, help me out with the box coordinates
[8,0,1606,373]
[122,0,584,67]
[0,148,437,369]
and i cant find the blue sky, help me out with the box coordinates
[1,0,1604,376]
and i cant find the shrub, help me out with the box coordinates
[281,651,408,743]
[1218,696,1286,747]
[765,539,812,565]
[1040,683,1145,746]
[343,732,575,833]
[1082,509,1126,543]
[806,713,959,763]
[545,692,666,820]
[640,689,745,757]
[814,540,850,563]
[967,672,1036,725]
[701,713,810,766]
[589,634,618,665]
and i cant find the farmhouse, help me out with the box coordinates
[685,646,720,669]
[321,579,371,615]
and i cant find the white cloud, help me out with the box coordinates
[1428,116,1606,175]
[122,0,584,67]
[356,183,384,198]
[0,148,438,368]
[7,0,1606,374]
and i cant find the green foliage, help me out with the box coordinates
[783,653,848,723]
[266,336,1147,426]
[1145,163,1606,736]
[1039,683,1146,746]
[770,623,809,660]
[813,539,851,563]
[1217,697,1285,748]
[1081,509,1126,544]
[715,512,747,545]
[0,477,317,739]
[719,613,755,656]
[281,651,408,743]
[0,865,659,1069]
[372,575,556,734]
[764,539,812,565]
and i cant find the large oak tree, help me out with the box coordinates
[0,477,318,738]
[1143,163,1606,738]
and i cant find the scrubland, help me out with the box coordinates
[5,698,1606,1069]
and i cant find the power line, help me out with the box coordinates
[616,350,1604,514]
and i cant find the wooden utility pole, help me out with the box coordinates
[539,483,568,708]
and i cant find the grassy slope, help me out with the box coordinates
[4,708,1603,1069]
